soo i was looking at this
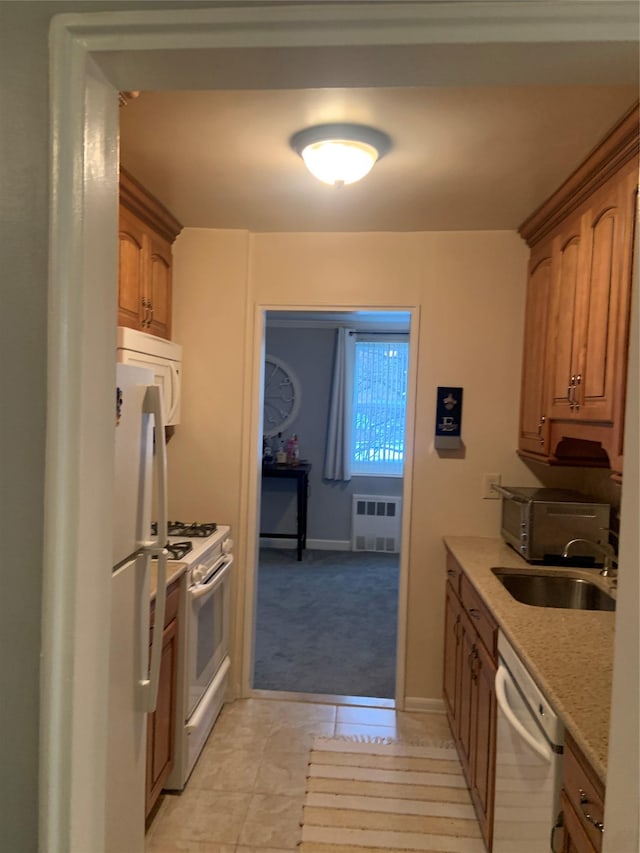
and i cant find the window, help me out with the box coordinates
[351,338,409,476]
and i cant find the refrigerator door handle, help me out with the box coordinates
[139,383,168,712]
[143,384,168,550]
[140,550,167,712]
[166,363,181,425]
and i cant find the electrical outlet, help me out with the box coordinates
[483,473,501,499]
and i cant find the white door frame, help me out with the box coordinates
[241,303,420,705]
[45,4,638,851]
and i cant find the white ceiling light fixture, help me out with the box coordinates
[290,123,392,188]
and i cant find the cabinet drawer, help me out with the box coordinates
[150,579,180,629]
[559,791,598,853]
[460,574,497,658]
[562,735,604,853]
[445,552,462,594]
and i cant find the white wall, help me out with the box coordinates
[171,227,560,699]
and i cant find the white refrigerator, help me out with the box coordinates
[106,363,168,852]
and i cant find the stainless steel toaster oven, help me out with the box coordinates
[494,486,611,563]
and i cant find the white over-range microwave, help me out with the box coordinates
[116,326,183,425]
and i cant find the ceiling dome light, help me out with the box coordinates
[290,123,391,187]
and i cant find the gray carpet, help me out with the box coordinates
[253,548,399,698]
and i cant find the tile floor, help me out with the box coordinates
[145,698,455,853]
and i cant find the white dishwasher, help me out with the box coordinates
[493,632,564,852]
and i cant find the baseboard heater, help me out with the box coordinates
[351,495,402,553]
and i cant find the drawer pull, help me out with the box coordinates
[469,608,481,620]
[469,645,479,680]
[579,789,604,832]
[447,569,456,577]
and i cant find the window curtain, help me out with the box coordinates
[323,327,356,481]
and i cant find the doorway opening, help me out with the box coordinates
[252,309,411,703]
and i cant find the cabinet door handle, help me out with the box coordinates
[447,568,456,578]
[469,608,481,620]
[568,375,576,408]
[573,374,581,411]
[148,300,154,326]
[141,298,151,328]
[537,415,546,445]
[579,789,604,832]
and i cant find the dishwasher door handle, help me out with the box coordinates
[495,665,552,762]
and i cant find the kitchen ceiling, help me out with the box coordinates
[119,86,638,233]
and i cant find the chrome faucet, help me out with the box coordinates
[562,537,618,577]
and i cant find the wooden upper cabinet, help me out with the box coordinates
[146,232,173,339]
[118,206,147,330]
[547,220,584,420]
[576,177,628,422]
[518,244,554,457]
[518,102,639,476]
[118,169,182,340]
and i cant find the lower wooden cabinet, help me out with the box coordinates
[443,552,498,850]
[146,579,180,818]
[553,733,605,853]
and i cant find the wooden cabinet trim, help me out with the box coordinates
[519,102,639,247]
[443,552,497,851]
[445,551,462,594]
[562,733,605,853]
[460,573,497,659]
[559,790,598,853]
[120,167,182,244]
[150,579,180,628]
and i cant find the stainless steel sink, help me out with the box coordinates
[491,568,616,611]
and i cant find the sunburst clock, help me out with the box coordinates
[263,355,301,438]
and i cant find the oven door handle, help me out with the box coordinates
[495,665,551,762]
[191,556,234,601]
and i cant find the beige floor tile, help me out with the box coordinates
[249,699,337,725]
[146,841,235,853]
[206,716,272,753]
[335,705,398,727]
[149,789,251,845]
[253,750,310,796]
[237,794,304,849]
[265,720,335,753]
[217,699,285,724]
[235,848,295,853]
[188,746,260,793]
[395,710,455,742]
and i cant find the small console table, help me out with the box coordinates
[260,462,311,561]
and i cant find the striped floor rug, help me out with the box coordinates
[300,737,485,853]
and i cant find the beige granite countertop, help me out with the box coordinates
[443,536,615,783]
[149,560,187,600]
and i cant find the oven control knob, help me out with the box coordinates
[191,565,205,584]
[222,538,233,555]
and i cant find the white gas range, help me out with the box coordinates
[160,521,233,790]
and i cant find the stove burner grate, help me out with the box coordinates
[153,540,193,561]
[151,520,218,538]
[167,520,218,538]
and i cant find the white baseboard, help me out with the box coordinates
[403,697,447,714]
[259,537,351,551]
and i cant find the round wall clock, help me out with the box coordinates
[263,355,301,438]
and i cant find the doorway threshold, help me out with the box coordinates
[248,688,395,710]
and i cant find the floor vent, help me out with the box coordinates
[351,495,402,553]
